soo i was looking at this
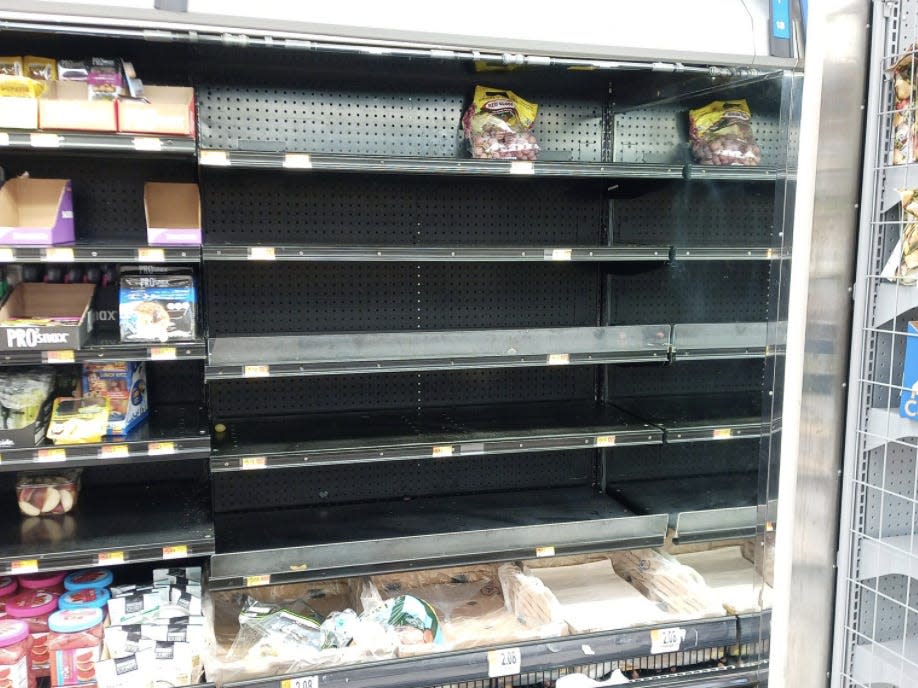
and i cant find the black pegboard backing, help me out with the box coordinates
[209,367,596,419]
[146,360,206,407]
[205,263,598,335]
[202,170,605,245]
[212,450,592,512]
[604,439,760,482]
[605,359,766,397]
[0,156,194,241]
[612,181,775,245]
[606,262,770,324]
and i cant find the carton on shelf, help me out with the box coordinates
[39,81,117,132]
[144,182,201,246]
[82,361,149,436]
[0,283,95,352]
[0,178,75,245]
[119,86,195,137]
[0,95,38,129]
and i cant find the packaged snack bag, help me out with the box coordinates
[689,99,762,166]
[461,85,539,160]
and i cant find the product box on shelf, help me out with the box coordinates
[0,93,38,129]
[38,81,117,132]
[900,321,918,421]
[119,86,195,137]
[144,183,201,246]
[119,266,195,343]
[0,395,52,449]
[0,283,95,352]
[0,178,75,245]
[82,361,148,436]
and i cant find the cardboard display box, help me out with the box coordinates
[39,81,117,132]
[119,86,195,137]
[0,178,75,245]
[0,95,39,129]
[144,182,201,245]
[83,361,149,436]
[0,283,95,351]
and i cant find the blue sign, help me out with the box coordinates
[900,321,918,421]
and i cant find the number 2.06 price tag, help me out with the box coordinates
[650,627,686,654]
[280,676,318,688]
[487,647,521,678]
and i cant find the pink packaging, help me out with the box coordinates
[18,573,66,595]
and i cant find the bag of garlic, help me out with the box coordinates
[461,85,539,161]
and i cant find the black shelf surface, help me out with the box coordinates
[672,246,790,261]
[670,323,784,360]
[205,325,671,379]
[223,618,748,688]
[0,240,200,263]
[210,401,661,472]
[203,244,670,262]
[209,486,668,589]
[0,480,214,575]
[0,333,206,365]
[612,393,768,443]
[0,405,209,471]
[0,130,196,156]
[609,473,758,543]
[198,149,780,181]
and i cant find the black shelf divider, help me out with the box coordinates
[0,240,201,263]
[0,334,206,366]
[672,246,790,261]
[0,130,196,156]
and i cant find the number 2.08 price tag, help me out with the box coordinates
[650,627,686,654]
[487,647,521,678]
[280,676,318,688]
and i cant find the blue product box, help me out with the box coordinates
[900,321,918,421]
[82,361,149,436]
[119,266,196,343]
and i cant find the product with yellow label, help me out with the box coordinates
[461,85,539,160]
[46,396,110,445]
[688,99,761,166]
[0,57,21,77]
[0,75,46,98]
[23,57,57,81]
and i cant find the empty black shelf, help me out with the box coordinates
[0,240,200,263]
[205,325,671,379]
[0,332,206,366]
[210,401,661,472]
[609,473,758,543]
[0,130,196,155]
[0,405,210,471]
[209,486,668,589]
[0,480,214,575]
[612,393,769,442]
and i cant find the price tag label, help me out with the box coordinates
[431,445,454,458]
[0,133,9,146]
[99,444,129,458]
[30,133,60,148]
[248,247,276,260]
[244,574,271,587]
[97,551,125,565]
[243,365,270,378]
[712,428,733,439]
[547,353,570,365]
[535,546,555,558]
[44,350,75,364]
[10,559,38,574]
[36,448,66,462]
[650,627,686,654]
[0,248,14,262]
[487,647,522,678]
[137,247,166,262]
[150,346,177,361]
[283,153,312,169]
[766,248,774,259]
[509,160,534,175]
[241,456,266,470]
[148,441,176,456]
[595,435,616,447]
[550,248,572,261]
[133,137,163,152]
[199,149,230,166]
[281,677,318,688]
[43,247,74,262]
[162,545,188,560]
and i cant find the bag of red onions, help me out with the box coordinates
[462,85,539,161]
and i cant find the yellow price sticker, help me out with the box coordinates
[535,546,556,558]
[137,247,166,262]
[150,347,177,361]
[712,428,733,439]
[10,559,38,574]
[97,551,125,565]
[280,677,318,688]
[162,545,188,560]
[36,448,66,462]
[99,444,129,458]
[431,445,454,458]
[148,441,176,455]
[244,574,271,587]
[595,435,616,447]
[241,456,267,470]
[45,350,75,364]
[248,247,276,261]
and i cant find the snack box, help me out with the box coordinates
[0,394,53,449]
[900,321,918,421]
[39,81,117,132]
[0,283,95,352]
[82,361,148,436]
[119,267,195,343]
[0,178,74,245]
[144,183,201,246]
[119,86,195,137]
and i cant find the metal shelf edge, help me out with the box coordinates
[0,130,196,156]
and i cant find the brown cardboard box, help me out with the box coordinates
[0,178,75,245]
[144,182,201,245]
[0,96,38,129]
[39,81,117,132]
[0,283,95,351]
[119,85,195,137]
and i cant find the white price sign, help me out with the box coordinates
[487,647,521,678]
[280,677,318,688]
[650,627,686,654]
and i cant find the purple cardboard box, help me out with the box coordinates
[0,178,75,245]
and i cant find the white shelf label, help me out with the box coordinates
[248,247,276,261]
[0,248,14,262]
[30,133,60,148]
[535,546,555,558]
[98,444,129,458]
[10,559,38,574]
[97,550,125,565]
[431,445,454,458]
[650,627,686,654]
[487,647,521,677]
[283,153,312,169]
[137,247,166,262]
[244,574,271,587]
[133,137,163,152]
[162,544,188,560]
[150,346,177,361]
[43,247,74,262]
[549,248,572,261]
[241,456,267,470]
[36,448,66,462]
[148,441,176,456]
[243,365,270,378]
[509,160,534,175]
[712,428,733,439]
[547,353,570,365]
[44,350,75,364]
[281,677,318,688]
[595,435,616,447]
[0,133,9,146]
[199,149,230,166]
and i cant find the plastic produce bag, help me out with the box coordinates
[881,188,918,283]
[462,85,539,160]
[688,100,761,166]
[891,46,918,165]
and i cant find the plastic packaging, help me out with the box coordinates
[891,46,918,165]
[119,266,196,343]
[0,58,22,77]
[22,57,56,82]
[0,369,54,432]
[63,570,113,593]
[58,589,110,612]
[461,85,539,160]
[0,578,18,621]
[47,608,103,687]
[0,619,33,688]
[5,590,59,678]
[18,573,66,595]
[882,188,918,284]
[107,590,161,625]
[94,649,154,688]
[688,100,762,166]
[46,398,110,445]
[16,472,81,517]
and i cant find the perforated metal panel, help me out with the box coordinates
[605,439,760,482]
[212,450,592,511]
[605,359,765,397]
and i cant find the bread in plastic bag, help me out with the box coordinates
[462,85,539,160]
[891,46,918,165]
[880,188,918,283]
[688,99,762,166]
